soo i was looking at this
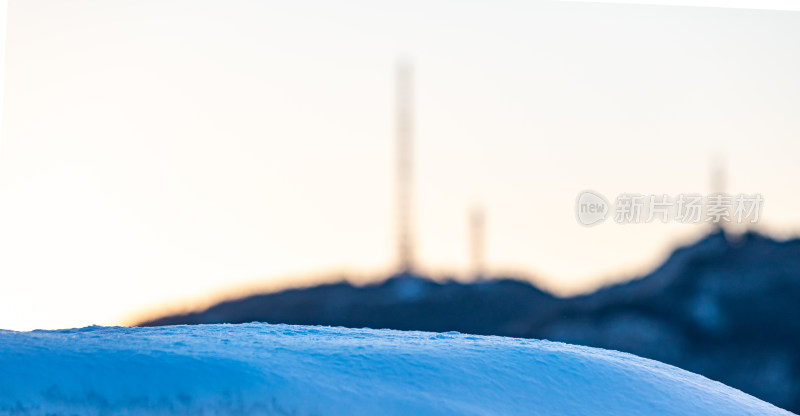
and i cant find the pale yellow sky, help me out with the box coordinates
[1,0,800,330]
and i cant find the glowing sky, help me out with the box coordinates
[1,0,800,330]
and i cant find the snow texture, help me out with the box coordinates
[0,323,793,415]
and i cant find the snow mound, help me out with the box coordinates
[0,323,792,415]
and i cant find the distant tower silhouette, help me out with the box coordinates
[710,154,727,196]
[469,205,486,279]
[395,60,415,274]
[709,153,728,232]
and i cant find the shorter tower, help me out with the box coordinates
[469,205,486,279]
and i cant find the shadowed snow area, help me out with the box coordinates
[0,323,793,415]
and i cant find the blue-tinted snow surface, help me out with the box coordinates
[0,323,793,415]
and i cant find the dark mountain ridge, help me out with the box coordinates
[141,230,800,412]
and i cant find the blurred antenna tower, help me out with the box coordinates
[710,153,727,196]
[395,60,415,274]
[469,205,486,280]
[709,153,728,232]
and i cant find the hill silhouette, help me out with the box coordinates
[140,230,800,413]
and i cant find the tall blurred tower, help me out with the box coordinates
[395,60,415,274]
